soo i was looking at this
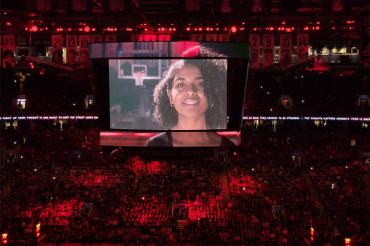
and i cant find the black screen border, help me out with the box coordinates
[91,42,249,133]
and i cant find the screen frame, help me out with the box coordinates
[91,42,249,133]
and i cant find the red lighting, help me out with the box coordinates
[230,26,237,33]
[186,27,191,31]
[5,22,12,26]
[345,238,351,246]
[1,233,8,245]
[303,26,309,31]
[217,131,240,137]
[281,21,286,25]
[346,20,355,24]
[126,28,133,31]
[106,27,117,32]
[35,223,41,238]
[83,26,90,32]
[285,27,292,33]
[310,226,315,237]
[30,25,38,32]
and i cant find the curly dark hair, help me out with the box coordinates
[152,47,228,129]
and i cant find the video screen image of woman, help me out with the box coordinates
[109,58,227,132]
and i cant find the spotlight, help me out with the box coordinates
[30,25,38,32]
[83,26,90,32]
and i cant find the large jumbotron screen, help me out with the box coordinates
[91,42,249,147]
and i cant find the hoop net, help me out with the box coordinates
[134,71,146,86]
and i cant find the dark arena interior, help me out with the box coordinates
[0,1,369,245]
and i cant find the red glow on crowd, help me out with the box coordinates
[39,199,84,225]
[229,173,263,196]
[19,199,84,227]
[128,156,169,175]
[69,170,121,188]
[185,194,229,221]
[124,197,170,225]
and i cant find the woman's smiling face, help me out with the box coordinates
[169,64,208,120]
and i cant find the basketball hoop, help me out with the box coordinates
[133,71,146,86]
